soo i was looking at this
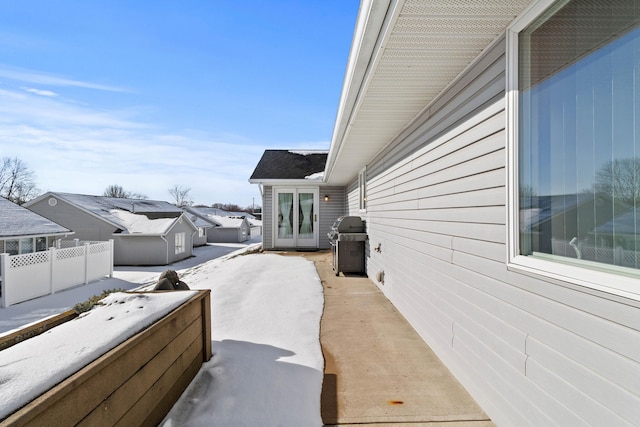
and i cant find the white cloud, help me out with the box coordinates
[22,87,58,97]
[0,64,128,92]
[0,86,268,206]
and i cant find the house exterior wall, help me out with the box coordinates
[112,236,164,265]
[166,220,195,264]
[29,197,194,266]
[27,197,117,242]
[262,186,274,249]
[193,228,208,247]
[261,185,345,250]
[207,227,246,244]
[318,186,346,249]
[346,35,640,425]
[113,220,194,266]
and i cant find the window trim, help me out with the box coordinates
[175,232,186,255]
[506,0,640,301]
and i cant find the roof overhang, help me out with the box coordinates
[1,231,74,239]
[324,0,532,185]
[248,179,326,186]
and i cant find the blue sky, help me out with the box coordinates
[0,1,359,207]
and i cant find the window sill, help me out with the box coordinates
[508,255,640,304]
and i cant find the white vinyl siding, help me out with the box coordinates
[319,186,346,249]
[347,33,640,426]
[262,186,273,249]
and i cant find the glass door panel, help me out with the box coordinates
[274,188,318,248]
[297,191,317,246]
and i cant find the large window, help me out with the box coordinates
[511,0,640,291]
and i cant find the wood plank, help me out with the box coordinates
[77,320,201,426]
[140,354,202,427]
[2,291,208,427]
[201,292,212,362]
[114,339,202,427]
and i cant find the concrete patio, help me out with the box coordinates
[299,250,494,427]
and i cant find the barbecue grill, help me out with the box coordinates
[328,216,367,276]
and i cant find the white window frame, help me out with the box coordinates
[506,0,640,301]
[358,167,367,212]
[175,232,186,255]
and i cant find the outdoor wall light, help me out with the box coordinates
[324,195,330,202]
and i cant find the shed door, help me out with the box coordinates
[274,188,319,248]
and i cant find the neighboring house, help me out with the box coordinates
[185,207,251,243]
[246,216,263,238]
[249,150,344,250]
[25,193,197,266]
[185,211,214,247]
[250,1,640,425]
[0,197,72,255]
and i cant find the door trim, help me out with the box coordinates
[272,187,319,248]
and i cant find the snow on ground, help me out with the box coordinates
[0,237,326,426]
[0,238,261,335]
[161,252,325,427]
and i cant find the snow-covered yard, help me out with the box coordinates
[0,238,325,426]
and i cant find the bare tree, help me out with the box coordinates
[0,157,39,205]
[594,158,640,205]
[169,185,193,207]
[103,184,147,199]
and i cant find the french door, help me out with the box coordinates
[274,188,319,248]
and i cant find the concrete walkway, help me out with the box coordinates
[300,250,494,427]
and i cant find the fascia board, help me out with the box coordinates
[248,179,326,186]
[324,0,396,183]
[0,231,75,239]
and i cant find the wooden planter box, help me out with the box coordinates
[1,290,211,427]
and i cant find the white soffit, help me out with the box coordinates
[326,0,531,185]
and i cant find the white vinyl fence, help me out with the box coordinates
[0,240,114,308]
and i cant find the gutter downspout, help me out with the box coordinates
[161,235,169,265]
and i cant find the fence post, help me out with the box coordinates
[84,243,90,285]
[109,239,114,278]
[614,246,624,266]
[1,253,7,308]
[50,247,55,295]
[74,238,80,247]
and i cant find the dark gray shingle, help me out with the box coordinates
[0,197,71,238]
[250,150,327,180]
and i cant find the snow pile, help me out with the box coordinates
[110,209,176,234]
[287,150,328,156]
[0,291,196,419]
[305,171,324,180]
[209,214,244,228]
[161,253,325,427]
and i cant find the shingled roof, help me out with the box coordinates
[0,197,71,238]
[250,150,328,180]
